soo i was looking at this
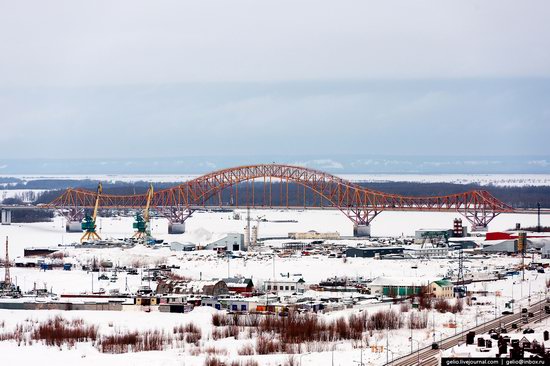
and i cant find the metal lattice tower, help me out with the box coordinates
[457,249,465,287]
[4,236,10,288]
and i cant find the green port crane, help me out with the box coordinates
[133,184,153,241]
[81,183,102,243]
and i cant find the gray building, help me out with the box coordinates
[170,242,196,251]
[481,239,546,254]
[345,247,404,258]
[205,233,246,251]
[415,229,454,240]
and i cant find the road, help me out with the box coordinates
[388,298,549,366]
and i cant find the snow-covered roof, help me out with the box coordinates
[369,276,441,287]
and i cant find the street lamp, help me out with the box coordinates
[454,311,458,335]
[411,338,421,365]
[299,352,311,366]
[433,330,445,347]
[331,341,346,366]
[387,348,395,365]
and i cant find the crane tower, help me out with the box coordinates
[81,183,103,243]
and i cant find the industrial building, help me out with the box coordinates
[204,233,246,251]
[482,237,546,254]
[170,242,196,251]
[368,276,447,298]
[448,239,478,250]
[345,246,404,258]
[415,229,454,241]
[409,246,448,258]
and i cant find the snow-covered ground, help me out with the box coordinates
[0,209,549,365]
[2,209,547,259]
[2,173,550,186]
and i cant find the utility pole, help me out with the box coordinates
[432,308,435,342]
[386,325,389,364]
[410,318,413,353]
[246,207,251,249]
[538,202,541,232]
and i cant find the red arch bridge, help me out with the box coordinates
[46,164,518,236]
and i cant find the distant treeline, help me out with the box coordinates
[11,208,54,223]
[10,180,549,209]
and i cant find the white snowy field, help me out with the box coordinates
[0,270,547,366]
[1,209,547,259]
[0,209,549,365]
[1,173,550,186]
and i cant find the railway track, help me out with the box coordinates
[389,299,549,366]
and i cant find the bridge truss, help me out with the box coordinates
[47,164,515,233]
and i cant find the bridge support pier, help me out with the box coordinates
[353,224,371,237]
[471,224,489,232]
[461,210,498,233]
[168,222,186,234]
[1,209,11,225]
[165,208,194,234]
[66,221,83,232]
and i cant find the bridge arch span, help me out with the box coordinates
[48,164,515,235]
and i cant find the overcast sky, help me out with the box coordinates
[0,1,549,167]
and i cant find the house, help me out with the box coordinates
[223,277,254,294]
[263,274,306,294]
[156,280,229,297]
[430,280,454,298]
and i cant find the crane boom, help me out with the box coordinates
[92,182,102,222]
[144,183,153,222]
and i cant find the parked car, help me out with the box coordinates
[523,328,535,334]
[522,308,528,313]
[502,310,513,315]
[431,342,439,350]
